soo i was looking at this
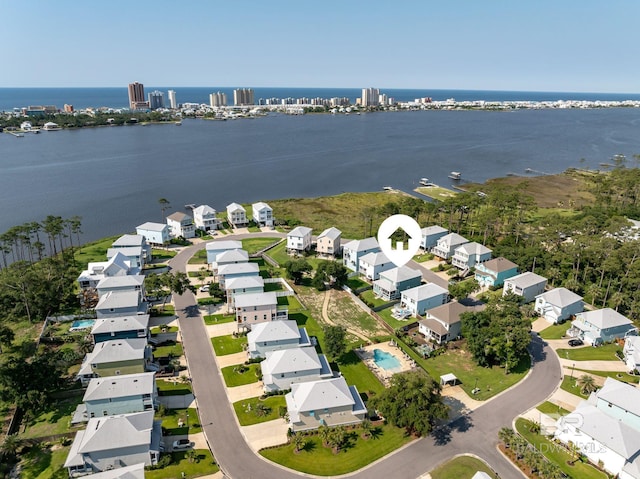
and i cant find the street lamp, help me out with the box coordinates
[570,363,575,379]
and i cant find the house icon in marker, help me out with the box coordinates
[377,215,422,267]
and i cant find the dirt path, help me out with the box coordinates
[321,289,371,343]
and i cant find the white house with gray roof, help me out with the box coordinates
[213,249,249,271]
[285,377,367,431]
[451,242,492,270]
[85,463,145,479]
[535,287,583,323]
[106,246,144,270]
[247,320,311,358]
[503,271,547,303]
[193,204,220,231]
[418,301,470,344]
[420,225,449,251]
[316,227,342,258]
[64,411,162,476]
[226,202,248,227]
[235,291,287,329]
[135,222,169,246]
[83,372,157,419]
[400,283,449,317]
[77,252,131,290]
[261,347,332,392]
[77,338,154,386]
[431,233,469,260]
[217,262,260,288]
[623,336,640,374]
[569,308,637,346]
[97,275,145,299]
[166,211,195,239]
[287,226,313,253]
[206,240,243,264]
[252,202,274,227]
[95,290,147,319]
[111,234,151,264]
[373,266,422,301]
[358,252,393,281]
[342,237,380,272]
[225,276,265,306]
[90,314,150,344]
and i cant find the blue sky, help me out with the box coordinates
[1,0,638,93]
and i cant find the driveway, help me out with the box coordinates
[241,419,290,452]
[206,322,238,337]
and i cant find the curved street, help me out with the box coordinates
[168,233,562,479]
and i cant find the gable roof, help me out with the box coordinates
[193,204,216,216]
[479,257,518,274]
[85,338,148,365]
[252,201,272,211]
[97,275,145,290]
[77,410,154,453]
[536,287,583,306]
[167,211,192,222]
[84,372,155,402]
[206,240,243,251]
[577,308,633,330]
[247,320,300,344]
[380,266,421,284]
[87,463,145,479]
[289,377,355,412]
[455,241,492,256]
[136,222,168,232]
[235,291,277,308]
[112,234,145,247]
[226,202,245,213]
[217,262,260,276]
[262,347,323,375]
[91,314,149,335]
[423,301,472,325]
[359,251,390,267]
[103,252,131,275]
[288,226,312,237]
[225,275,265,291]
[402,283,448,302]
[421,225,448,236]
[96,290,141,310]
[343,237,379,253]
[318,227,341,240]
[506,271,547,288]
[437,232,469,247]
[216,249,249,263]
[595,377,640,417]
[107,246,143,260]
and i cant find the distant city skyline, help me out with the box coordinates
[1,1,639,93]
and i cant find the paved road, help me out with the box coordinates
[169,234,562,479]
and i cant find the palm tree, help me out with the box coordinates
[526,419,541,434]
[0,434,23,458]
[328,426,345,454]
[498,427,515,447]
[291,432,304,453]
[360,418,372,439]
[159,198,171,221]
[318,424,330,447]
[577,374,597,395]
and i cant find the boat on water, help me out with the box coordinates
[448,171,462,180]
[175,121,182,126]
[383,186,393,191]
[419,177,430,186]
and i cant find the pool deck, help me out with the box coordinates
[355,342,417,385]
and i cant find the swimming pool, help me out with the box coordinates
[70,319,95,331]
[373,349,402,371]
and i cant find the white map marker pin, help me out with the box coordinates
[377,214,422,268]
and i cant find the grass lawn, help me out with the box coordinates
[150,325,179,334]
[360,290,393,309]
[515,418,607,479]
[20,396,83,439]
[346,277,369,291]
[415,185,458,200]
[233,396,287,426]
[260,423,413,475]
[158,408,201,435]
[266,241,289,266]
[430,455,497,479]
[538,321,571,340]
[154,342,183,358]
[74,235,121,268]
[277,294,303,310]
[289,311,324,348]
[556,343,622,361]
[264,281,286,292]
[376,307,411,331]
[211,335,247,356]
[242,237,281,254]
[333,295,382,335]
[150,305,175,317]
[157,379,193,396]
[537,401,570,417]
[572,368,640,384]
[152,249,177,259]
[413,253,434,263]
[559,376,589,399]
[18,444,70,479]
[204,313,236,325]
[187,249,209,264]
[221,363,261,387]
[337,350,384,397]
[146,449,219,479]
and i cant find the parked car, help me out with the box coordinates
[172,439,193,450]
[568,338,583,347]
[200,284,210,292]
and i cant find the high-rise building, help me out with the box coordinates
[233,88,255,106]
[148,90,165,110]
[168,90,177,109]
[361,88,380,107]
[209,92,227,107]
[128,82,146,110]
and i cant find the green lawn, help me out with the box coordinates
[430,455,497,479]
[242,237,281,254]
[233,396,287,426]
[158,408,201,435]
[146,450,219,479]
[264,281,286,292]
[559,376,589,399]
[211,334,247,356]
[204,313,236,325]
[515,418,607,479]
[277,294,303,310]
[572,368,640,384]
[360,290,393,309]
[152,248,177,259]
[538,321,571,340]
[289,311,324,348]
[187,249,209,264]
[413,253,434,263]
[150,325,179,334]
[333,296,382,335]
[20,396,83,439]
[260,423,413,475]
[376,307,411,331]
[154,342,183,358]
[415,185,458,200]
[536,400,570,417]
[157,379,193,396]
[266,241,289,266]
[346,277,369,291]
[221,364,261,387]
[556,343,622,361]
[337,350,384,397]
[74,235,121,268]
[18,444,70,479]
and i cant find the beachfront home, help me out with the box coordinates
[451,242,492,270]
[420,225,449,251]
[287,226,313,253]
[247,320,312,359]
[342,237,380,272]
[534,287,583,323]
[77,252,131,290]
[206,239,243,264]
[77,338,154,386]
[213,249,249,272]
[400,283,449,317]
[91,314,150,344]
[235,291,288,329]
[225,276,265,305]
[96,275,145,299]
[431,233,469,260]
[316,227,342,258]
[227,202,248,228]
[373,266,422,301]
[568,308,636,346]
[623,336,640,374]
[106,246,144,270]
[63,411,162,476]
[285,377,367,432]
[95,290,147,319]
[418,301,469,344]
[252,202,274,227]
[193,204,220,231]
[261,347,332,392]
[136,222,169,246]
[166,211,195,239]
[217,262,260,288]
[83,372,157,418]
[111,234,151,265]
[474,257,519,288]
[358,252,393,281]
[502,271,547,303]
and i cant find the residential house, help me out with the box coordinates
[342,237,380,272]
[83,372,157,419]
[420,225,449,251]
[84,463,145,479]
[252,202,274,227]
[213,249,249,272]
[95,290,147,319]
[192,205,220,231]
[261,347,332,392]
[166,211,195,239]
[77,338,154,386]
[285,377,367,432]
[287,226,313,253]
[96,275,145,299]
[77,252,130,290]
[225,276,265,306]
[63,411,162,476]
[503,271,548,303]
[235,291,288,329]
[226,202,248,228]
[217,262,260,288]
[91,315,150,344]
[316,227,342,258]
[474,257,519,288]
[247,320,312,359]
[106,246,144,270]
[399,283,449,317]
[135,222,169,246]
[373,266,422,301]
[431,233,469,260]
[418,301,470,344]
[111,234,151,265]
[358,252,394,281]
[206,240,243,264]
[568,308,637,346]
[451,242,492,270]
[623,336,640,374]
[534,287,583,323]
